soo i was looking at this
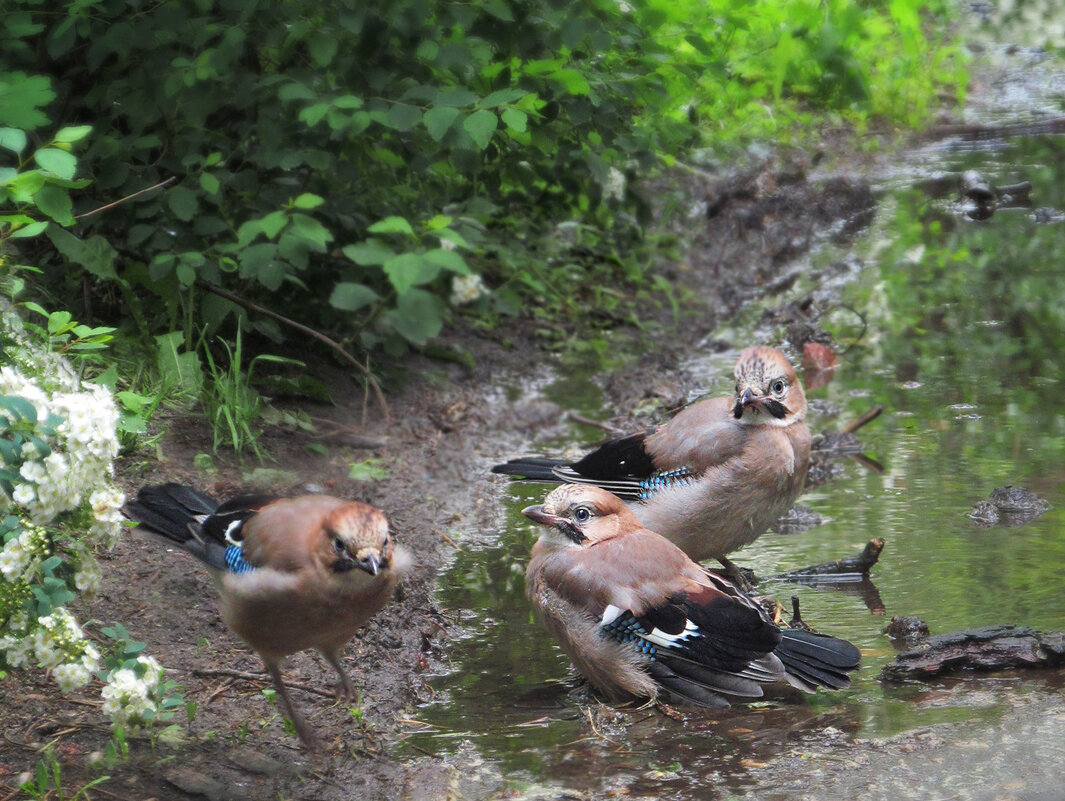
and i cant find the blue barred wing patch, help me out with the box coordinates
[602,613,658,659]
[224,544,255,574]
[638,468,696,500]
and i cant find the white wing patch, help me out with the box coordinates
[640,619,699,650]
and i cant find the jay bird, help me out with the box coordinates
[494,346,811,581]
[124,483,411,749]
[523,485,859,707]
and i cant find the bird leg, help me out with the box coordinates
[264,660,316,750]
[319,648,356,700]
[718,556,755,593]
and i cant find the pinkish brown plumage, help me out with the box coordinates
[125,484,411,749]
[523,485,859,707]
[495,347,811,578]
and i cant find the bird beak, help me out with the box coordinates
[357,552,381,576]
[522,504,564,528]
[733,387,760,418]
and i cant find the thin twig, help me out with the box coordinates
[74,177,176,220]
[841,404,883,435]
[195,280,389,421]
[567,412,625,435]
[191,667,336,699]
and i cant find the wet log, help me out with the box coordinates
[771,537,884,583]
[880,625,1065,681]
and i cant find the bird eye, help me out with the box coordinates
[333,537,346,554]
[771,379,786,395]
[574,507,591,523]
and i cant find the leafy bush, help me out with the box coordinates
[0,295,180,731]
[1,0,966,364]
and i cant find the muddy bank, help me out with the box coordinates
[0,160,877,799]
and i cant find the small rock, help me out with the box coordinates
[969,485,1049,527]
[775,504,828,535]
[228,747,284,776]
[967,500,1000,526]
[886,615,930,645]
[989,485,1049,514]
[164,767,228,801]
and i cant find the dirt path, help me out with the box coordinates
[0,161,877,799]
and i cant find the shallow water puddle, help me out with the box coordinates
[401,51,1065,801]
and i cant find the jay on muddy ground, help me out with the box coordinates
[494,345,811,583]
[523,485,860,707]
[124,483,411,749]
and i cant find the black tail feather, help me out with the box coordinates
[490,457,568,482]
[124,483,218,544]
[776,629,861,691]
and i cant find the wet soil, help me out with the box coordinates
[0,158,880,799]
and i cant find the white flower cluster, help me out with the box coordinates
[602,167,626,202]
[0,525,48,582]
[0,300,159,729]
[450,273,490,306]
[101,656,164,729]
[0,607,99,692]
[0,366,124,543]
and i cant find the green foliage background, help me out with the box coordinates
[1,0,966,362]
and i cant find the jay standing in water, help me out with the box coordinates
[494,346,811,582]
[523,485,859,706]
[125,484,411,749]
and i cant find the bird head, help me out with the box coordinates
[731,346,807,426]
[522,485,633,547]
[322,503,393,576]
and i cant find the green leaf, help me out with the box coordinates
[332,95,363,109]
[292,193,324,209]
[34,148,77,180]
[46,227,118,279]
[258,210,288,240]
[329,282,380,312]
[342,241,395,265]
[199,172,220,195]
[549,68,591,96]
[368,216,415,236]
[387,103,422,132]
[481,0,515,21]
[501,108,528,132]
[382,252,425,294]
[308,32,338,67]
[0,72,55,129]
[437,88,479,107]
[386,288,445,346]
[423,106,459,142]
[53,125,92,144]
[423,248,470,274]
[478,89,527,107]
[0,127,26,154]
[8,220,47,239]
[33,184,73,225]
[463,109,497,150]
[348,458,389,481]
[168,185,198,222]
[278,82,316,102]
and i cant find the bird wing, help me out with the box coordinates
[537,527,785,700]
[556,398,746,502]
[642,396,747,473]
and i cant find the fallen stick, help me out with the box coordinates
[772,537,884,583]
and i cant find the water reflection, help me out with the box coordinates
[403,80,1065,801]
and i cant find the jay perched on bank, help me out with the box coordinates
[523,485,859,706]
[494,346,811,579]
[124,484,411,749]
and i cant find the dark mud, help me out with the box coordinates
[0,162,877,800]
